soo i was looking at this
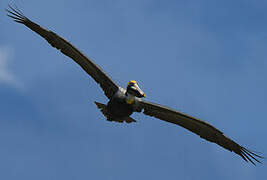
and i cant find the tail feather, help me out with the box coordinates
[94,101,136,123]
[124,117,137,123]
[94,101,109,117]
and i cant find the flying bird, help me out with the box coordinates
[6,5,263,165]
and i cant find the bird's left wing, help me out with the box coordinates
[138,100,263,165]
[6,5,119,99]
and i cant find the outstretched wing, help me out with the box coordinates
[139,100,263,165]
[6,5,119,99]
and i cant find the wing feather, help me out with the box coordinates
[139,100,263,165]
[6,5,118,99]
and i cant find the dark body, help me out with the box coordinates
[107,92,134,120]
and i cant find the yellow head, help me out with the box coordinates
[126,80,146,98]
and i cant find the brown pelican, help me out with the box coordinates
[6,5,263,165]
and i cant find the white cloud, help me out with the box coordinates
[0,47,21,88]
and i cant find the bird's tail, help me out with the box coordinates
[94,101,136,123]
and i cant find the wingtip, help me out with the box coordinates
[6,4,28,24]
[240,147,264,165]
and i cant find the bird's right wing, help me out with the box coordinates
[6,5,119,99]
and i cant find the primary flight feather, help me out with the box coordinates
[6,5,263,165]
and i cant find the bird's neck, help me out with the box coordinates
[125,93,135,104]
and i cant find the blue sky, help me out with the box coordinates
[0,0,267,179]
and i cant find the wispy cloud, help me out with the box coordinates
[0,47,21,88]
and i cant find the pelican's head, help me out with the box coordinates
[126,80,146,98]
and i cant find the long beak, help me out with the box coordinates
[133,83,146,98]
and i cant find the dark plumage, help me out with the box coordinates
[6,5,263,165]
